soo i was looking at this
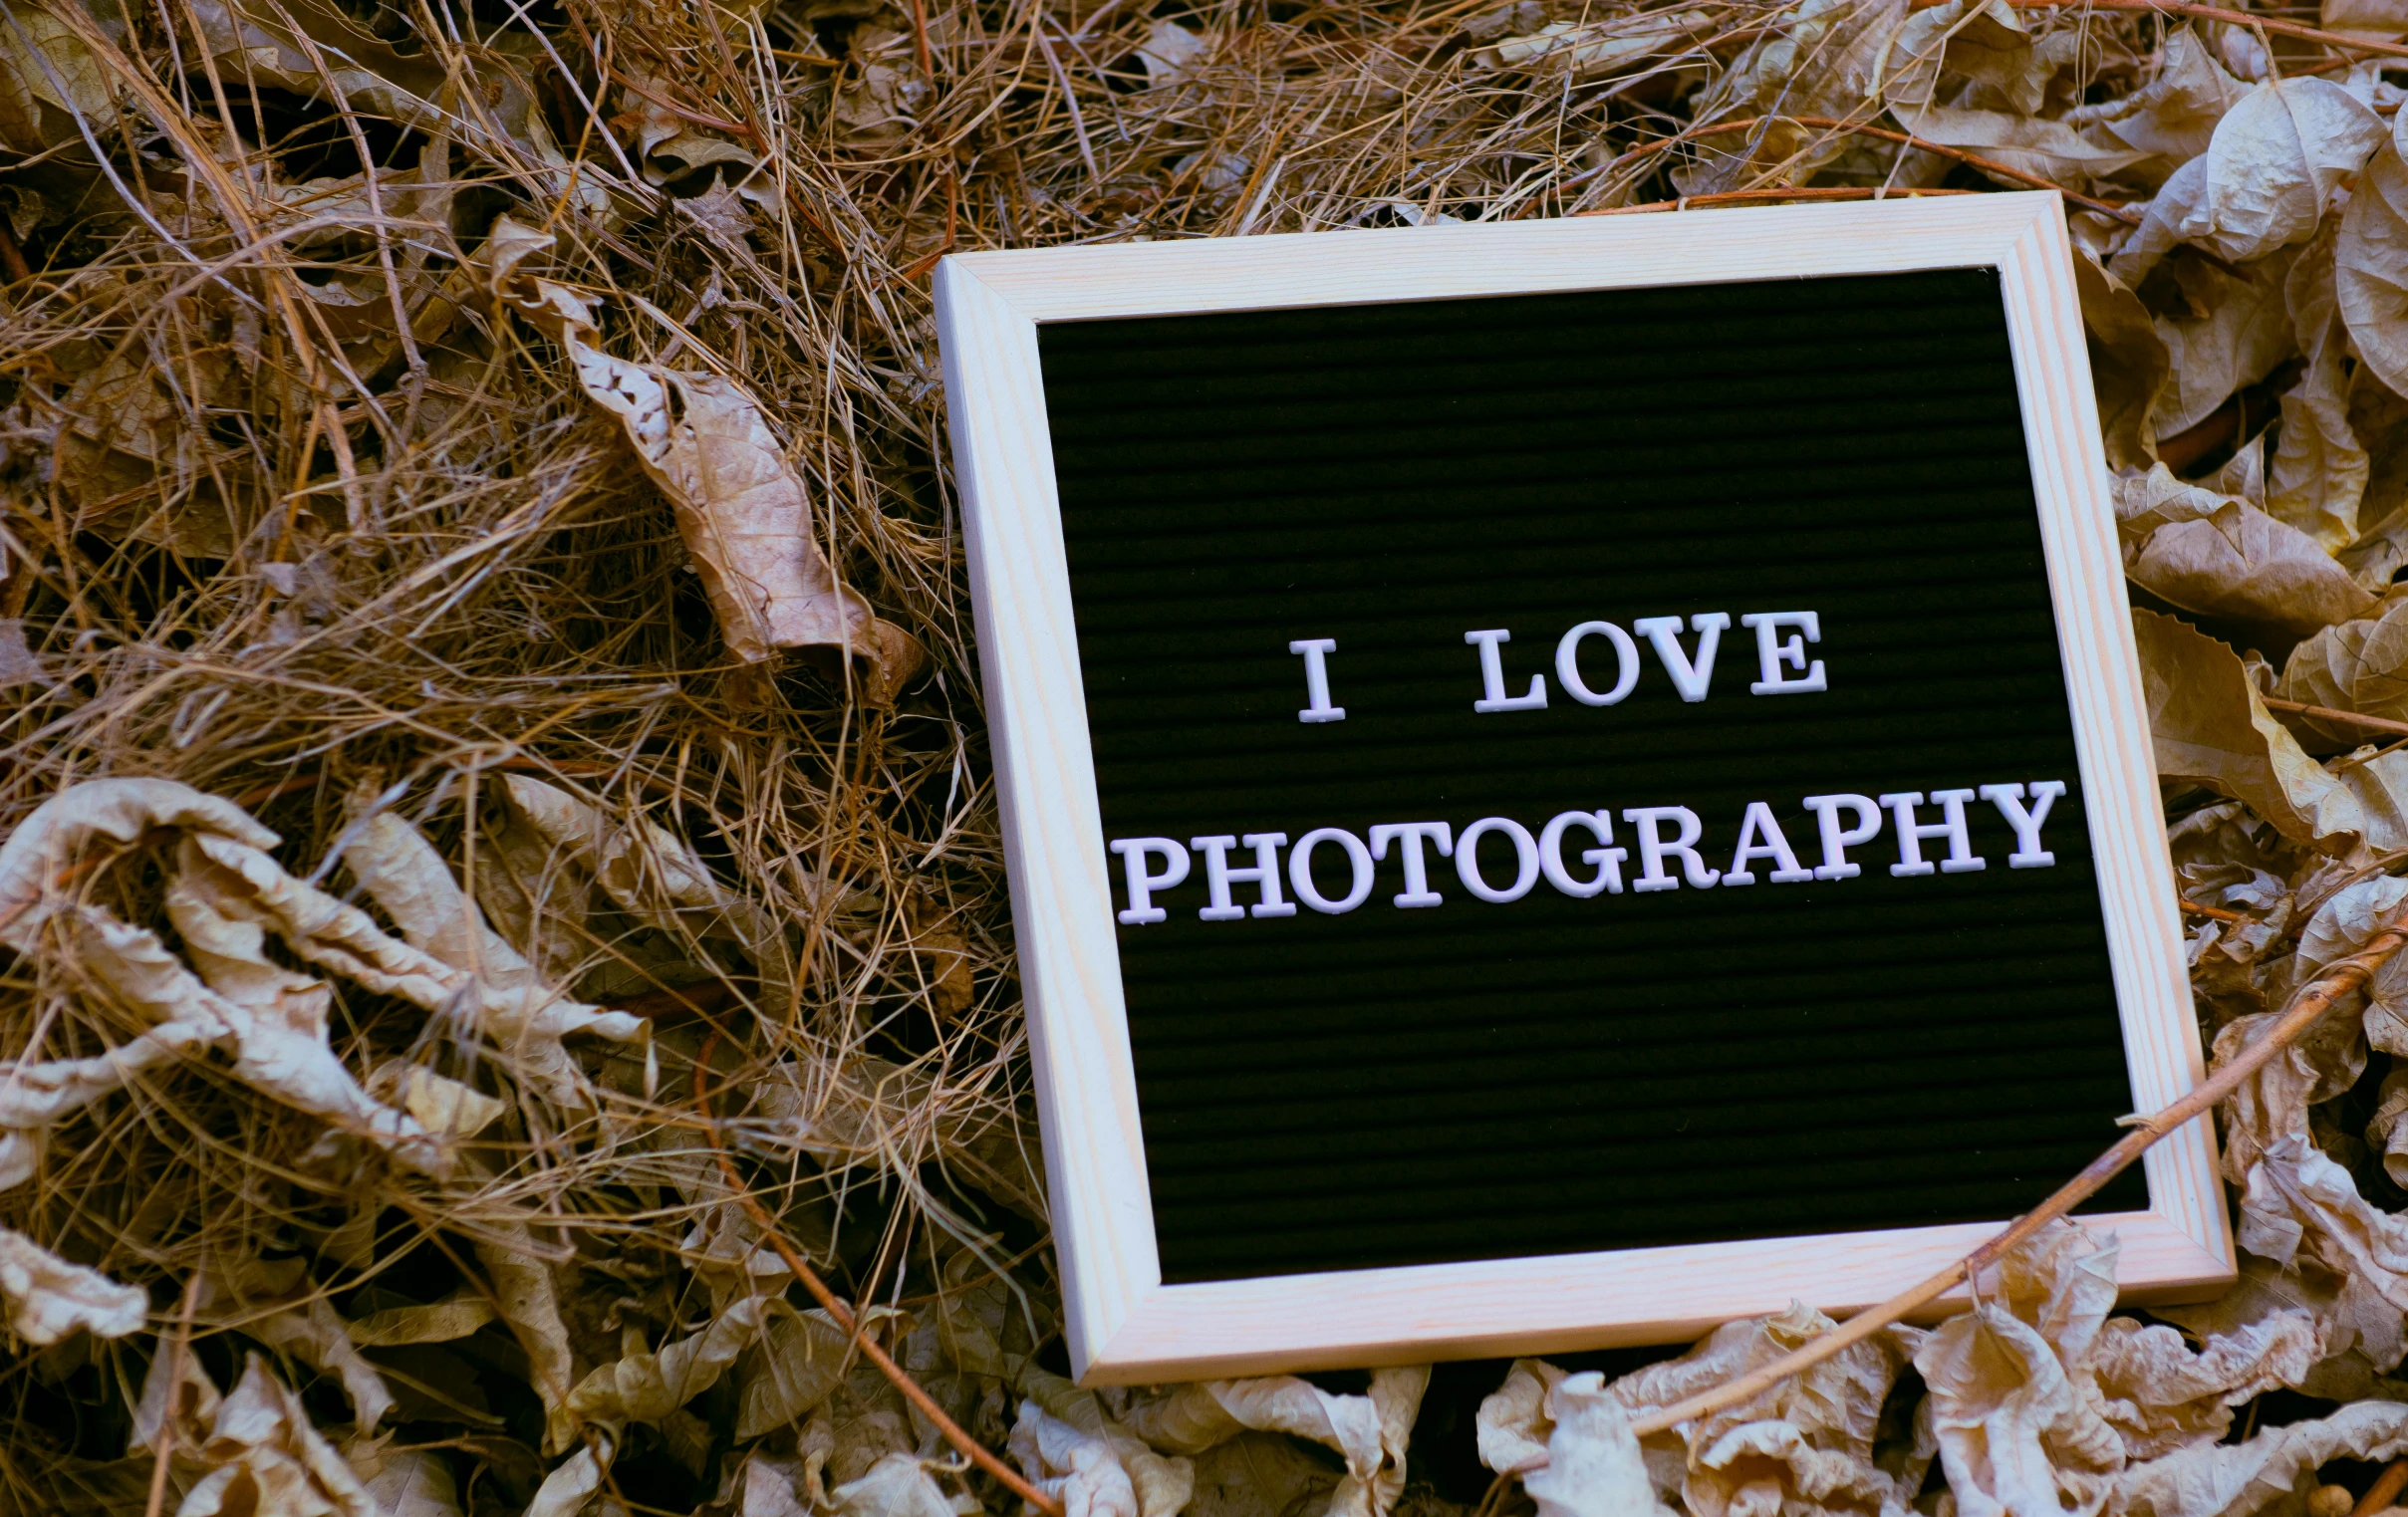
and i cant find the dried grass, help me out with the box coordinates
[3,0,2402,1512]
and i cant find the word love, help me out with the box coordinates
[1288,611,1825,723]
[1110,782,2065,923]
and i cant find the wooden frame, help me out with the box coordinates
[934,192,2232,1387]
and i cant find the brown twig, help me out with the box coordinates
[1623,915,2408,1439]
[141,1274,204,1517]
[1603,115,2144,223]
[0,219,31,286]
[693,1035,1065,1517]
[603,69,754,138]
[2181,899,2247,923]
[2004,0,2408,63]
[2263,697,2408,740]
[2354,1459,2408,1517]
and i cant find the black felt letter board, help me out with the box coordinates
[1035,267,2148,1286]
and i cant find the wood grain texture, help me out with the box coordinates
[933,193,2233,1385]
[935,261,1160,1375]
[953,194,2063,321]
[1085,1209,2231,1384]
[1991,203,2230,1273]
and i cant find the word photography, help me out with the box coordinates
[1110,780,2070,923]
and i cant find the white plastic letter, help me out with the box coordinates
[1879,791,1987,877]
[1630,614,1732,702]
[1980,781,2067,868]
[1456,817,1541,903]
[1369,822,1455,907]
[1289,828,1376,913]
[1191,834,1299,919]
[1800,794,1883,881]
[1289,638,1345,723]
[1739,612,1826,694]
[1554,622,1641,707]
[1725,802,1813,885]
[1620,806,1720,891]
[1540,811,1625,897]
[1109,838,1190,924]
[1466,630,1547,712]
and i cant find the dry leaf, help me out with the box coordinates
[2112,78,2384,282]
[1893,107,2150,186]
[1527,1375,1679,1517]
[622,69,760,190]
[339,806,644,1106]
[2120,468,2378,633]
[2160,1254,2407,1403]
[832,1451,969,1517]
[2070,28,2248,177]
[352,1446,464,1517]
[2076,249,2171,468]
[566,1296,767,1431]
[2339,124,2408,400]
[475,1225,579,1455]
[1135,20,1206,86]
[2269,225,2370,552]
[1881,0,2043,119]
[481,217,924,697]
[363,1062,506,1139]
[1011,1400,1143,1517]
[0,783,446,1179]
[2148,248,2300,439]
[217,1285,396,1432]
[1678,0,1908,191]
[1120,1368,1421,1517]
[0,2,110,157]
[1476,12,1713,76]
[175,1354,375,1517]
[491,774,796,998]
[1600,1301,1929,1514]
[2113,1399,2408,1517]
[1183,1432,1342,1517]
[1915,1225,2126,1515]
[710,1449,815,1517]
[344,1289,496,1348]
[2137,608,2367,849]
[0,779,273,936]
[0,1227,144,1344]
[2271,601,2408,742]
[736,1302,853,1438]
[2326,0,2408,36]
[1021,1368,1196,1517]
[525,1441,609,1517]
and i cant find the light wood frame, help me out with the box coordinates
[934,192,2233,1387]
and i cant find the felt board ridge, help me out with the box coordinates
[1035,266,2151,1284]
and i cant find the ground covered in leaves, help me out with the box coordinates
[9,0,2408,1513]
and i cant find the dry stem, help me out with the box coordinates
[2354,1459,2408,1517]
[1627,915,2408,1438]
[2264,697,2408,740]
[2006,0,2408,62]
[694,1035,1065,1517]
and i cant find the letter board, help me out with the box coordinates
[934,195,2232,1385]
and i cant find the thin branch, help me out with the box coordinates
[2263,696,2408,740]
[2353,1459,2408,1517]
[693,1035,1066,1517]
[1606,114,2144,223]
[2006,0,2408,62]
[1624,913,2408,1439]
[140,1274,203,1517]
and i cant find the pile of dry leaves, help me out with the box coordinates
[10,0,2408,1512]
